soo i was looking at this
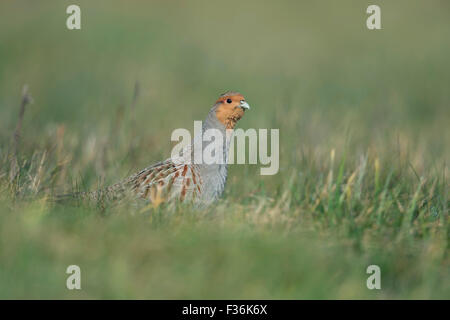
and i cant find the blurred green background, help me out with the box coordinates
[0,0,449,299]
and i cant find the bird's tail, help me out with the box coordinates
[52,182,129,206]
[51,190,99,206]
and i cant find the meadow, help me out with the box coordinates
[0,1,448,299]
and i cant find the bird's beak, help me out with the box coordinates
[240,100,250,110]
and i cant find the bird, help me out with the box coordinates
[58,91,250,207]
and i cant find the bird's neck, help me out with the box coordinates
[177,109,233,201]
[188,111,233,165]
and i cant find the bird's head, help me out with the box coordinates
[214,91,250,129]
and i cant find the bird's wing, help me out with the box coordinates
[128,160,203,203]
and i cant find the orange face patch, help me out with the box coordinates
[215,92,247,129]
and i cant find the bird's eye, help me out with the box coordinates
[226,98,232,104]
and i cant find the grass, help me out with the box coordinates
[0,0,449,299]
